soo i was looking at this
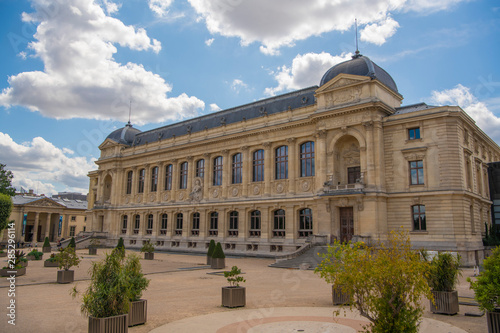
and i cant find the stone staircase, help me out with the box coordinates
[269,245,330,270]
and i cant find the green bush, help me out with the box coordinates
[427,252,461,291]
[211,242,225,259]
[125,254,150,301]
[0,193,12,232]
[207,239,215,257]
[43,237,51,248]
[468,246,500,312]
[224,266,245,287]
[116,237,125,250]
[140,239,155,253]
[68,237,76,248]
[483,223,500,247]
[28,249,43,260]
[45,253,58,263]
[56,247,81,271]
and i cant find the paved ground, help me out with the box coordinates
[0,248,487,333]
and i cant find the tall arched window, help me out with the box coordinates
[253,149,264,182]
[179,162,188,189]
[298,208,313,238]
[196,159,205,178]
[138,169,145,193]
[273,209,286,238]
[192,212,200,236]
[275,145,288,179]
[300,141,315,177]
[209,212,218,236]
[213,156,223,186]
[146,214,153,234]
[134,215,140,234]
[228,211,238,237]
[165,164,173,190]
[249,210,261,237]
[151,166,158,192]
[126,171,133,194]
[160,214,168,235]
[412,205,426,231]
[121,215,128,234]
[232,153,242,184]
[175,213,183,235]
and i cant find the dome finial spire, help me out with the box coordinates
[127,98,133,127]
[353,18,361,59]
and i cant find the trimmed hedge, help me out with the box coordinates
[211,242,225,259]
[207,239,215,257]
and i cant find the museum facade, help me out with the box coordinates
[86,54,500,265]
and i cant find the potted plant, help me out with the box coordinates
[26,248,43,260]
[140,240,155,260]
[426,252,461,315]
[89,239,100,255]
[17,250,28,268]
[116,237,125,250]
[42,237,51,253]
[315,246,351,305]
[469,246,500,333]
[222,266,246,308]
[207,239,215,265]
[44,253,60,267]
[211,242,225,269]
[0,249,7,257]
[0,250,26,277]
[125,254,150,326]
[68,237,76,248]
[56,246,81,283]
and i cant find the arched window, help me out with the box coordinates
[192,212,200,236]
[232,153,242,184]
[273,209,286,238]
[146,214,153,234]
[298,208,313,238]
[412,205,426,231]
[213,156,223,186]
[175,213,183,235]
[126,171,133,194]
[253,149,264,182]
[134,215,140,234]
[165,164,173,190]
[138,169,145,193]
[160,214,168,235]
[151,167,158,192]
[209,212,218,236]
[179,162,188,189]
[228,211,238,237]
[249,210,261,237]
[300,142,315,177]
[196,159,205,178]
[121,215,128,234]
[275,145,288,179]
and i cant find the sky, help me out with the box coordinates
[0,0,499,197]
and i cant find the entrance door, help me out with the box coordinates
[339,207,354,243]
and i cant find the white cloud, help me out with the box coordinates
[360,17,400,46]
[231,79,248,93]
[100,0,120,14]
[205,38,214,46]
[0,0,205,126]
[265,52,352,96]
[188,0,468,55]
[148,0,174,17]
[209,103,221,111]
[0,132,96,196]
[429,84,500,143]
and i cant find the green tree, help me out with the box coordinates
[0,164,16,196]
[0,193,13,231]
[68,237,76,248]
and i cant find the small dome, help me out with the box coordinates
[320,54,398,93]
[106,122,141,146]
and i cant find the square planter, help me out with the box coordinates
[430,290,459,315]
[0,267,26,277]
[42,246,51,253]
[332,285,350,305]
[19,261,28,268]
[128,299,147,327]
[211,257,225,269]
[27,254,43,261]
[487,309,500,333]
[144,252,154,260]
[57,270,75,284]
[222,286,246,308]
[89,247,97,255]
[88,314,128,333]
[44,261,59,267]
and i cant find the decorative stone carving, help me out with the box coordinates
[178,192,185,200]
[189,178,203,202]
[231,187,239,197]
[276,183,284,194]
[253,185,260,195]
[331,78,360,88]
[338,198,349,207]
[150,194,155,202]
[163,193,169,201]
[357,198,364,211]
[212,189,220,198]
[343,144,361,166]
[125,197,129,204]
[301,180,311,192]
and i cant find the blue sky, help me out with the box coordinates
[0,0,499,196]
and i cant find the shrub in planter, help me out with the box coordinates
[68,237,76,248]
[207,239,215,265]
[56,247,81,283]
[116,237,125,250]
[140,240,155,260]
[0,250,26,276]
[27,249,43,260]
[426,252,461,315]
[0,249,6,257]
[469,246,500,333]
[89,239,100,255]
[125,254,150,326]
[211,242,225,269]
[222,266,246,308]
[44,253,59,267]
[42,237,51,253]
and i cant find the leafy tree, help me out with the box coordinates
[125,254,150,301]
[468,246,500,312]
[315,229,432,333]
[224,266,246,287]
[0,164,16,196]
[56,246,81,271]
[0,193,13,231]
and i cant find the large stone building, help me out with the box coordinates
[87,54,500,265]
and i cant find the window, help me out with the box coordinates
[408,128,421,140]
[249,210,261,237]
[165,164,172,190]
[146,214,153,234]
[175,213,183,235]
[470,205,475,233]
[134,215,140,234]
[192,212,200,236]
[300,142,315,177]
[213,156,223,186]
[160,214,167,235]
[196,159,205,178]
[71,216,76,222]
[209,212,218,236]
[126,171,133,194]
[298,208,313,238]
[151,167,158,192]
[122,215,128,234]
[465,156,472,189]
[179,162,188,189]
[409,160,424,185]
[412,205,426,231]
[253,149,264,182]
[273,209,286,237]
[347,166,361,184]
[70,226,76,237]
[138,169,145,193]
[275,145,288,180]
[232,153,242,184]
[228,211,238,237]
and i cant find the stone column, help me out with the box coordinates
[33,212,39,243]
[143,164,150,204]
[287,138,297,194]
[241,146,250,197]
[187,156,194,196]
[45,213,52,239]
[363,121,375,189]
[263,142,272,196]
[373,121,385,191]
[221,150,229,199]
[315,130,327,192]
[203,154,211,201]
[171,159,179,202]
[285,206,294,240]
[261,207,270,240]
[157,162,165,202]
[239,209,246,240]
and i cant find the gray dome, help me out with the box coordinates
[320,54,398,93]
[106,123,141,146]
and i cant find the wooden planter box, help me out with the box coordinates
[89,247,97,255]
[206,255,212,266]
[211,257,225,269]
[128,299,147,327]
[44,260,59,267]
[57,270,75,284]
[19,261,28,268]
[0,267,26,277]
[89,314,128,333]
[27,254,43,261]
[332,285,350,305]
[222,287,246,308]
[144,252,154,260]
[430,290,459,315]
[488,309,500,333]
[42,246,51,253]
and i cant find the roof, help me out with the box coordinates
[106,122,142,145]
[393,102,436,115]
[12,195,87,210]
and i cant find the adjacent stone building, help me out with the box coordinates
[86,54,500,265]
